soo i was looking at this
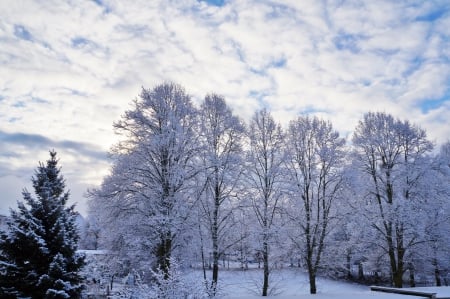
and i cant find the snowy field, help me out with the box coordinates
[97,267,450,298]
[194,268,450,299]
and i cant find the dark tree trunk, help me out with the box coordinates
[198,223,207,285]
[434,259,441,286]
[392,242,404,288]
[386,222,404,288]
[306,237,317,294]
[392,267,403,288]
[346,250,352,280]
[308,266,317,294]
[212,254,219,294]
[156,234,172,279]
[408,263,415,287]
[262,241,269,296]
[358,262,365,281]
[211,202,219,294]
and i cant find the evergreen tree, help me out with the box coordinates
[0,150,85,299]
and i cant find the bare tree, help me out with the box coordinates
[284,116,346,294]
[245,109,285,296]
[352,112,433,287]
[197,94,245,295]
[90,82,199,278]
[415,142,450,286]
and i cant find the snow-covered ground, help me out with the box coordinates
[89,264,450,299]
[197,268,450,299]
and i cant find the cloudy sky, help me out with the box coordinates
[1,0,449,216]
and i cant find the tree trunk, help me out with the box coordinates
[392,267,403,288]
[392,234,404,288]
[110,274,115,291]
[306,242,317,294]
[211,167,220,294]
[211,207,219,294]
[198,223,207,285]
[346,251,352,280]
[387,224,404,288]
[212,260,219,293]
[212,246,219,294]
[308,266,317,294]
[156,233,172,279]
[408,263,415,287]
[262,241,269,296]
[358,262,364,281]
[434,259,441,286]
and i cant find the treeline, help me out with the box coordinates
[86,82,450,296]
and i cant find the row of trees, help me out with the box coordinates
[88,82,450,296]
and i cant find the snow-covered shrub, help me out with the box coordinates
[150,258,208,299]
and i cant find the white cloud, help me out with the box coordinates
[0,0,449,215]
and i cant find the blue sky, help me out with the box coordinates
[0,0,450,215]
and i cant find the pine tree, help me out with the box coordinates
[0,150,85,299]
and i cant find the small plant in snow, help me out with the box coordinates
[150,257,208,299]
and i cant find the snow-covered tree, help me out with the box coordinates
[79,214,101,250]
[88,152,149,277]
[245,109,285,296]
[0,150,85,299]
[325,162,388,284]
[284,116,346,294]
[149,257,208,299]
[197,94,246,294]
[352,112,433,287]
[90,82,199,278]
[414,142,450,286]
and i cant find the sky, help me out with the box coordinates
[1,0,450,216]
